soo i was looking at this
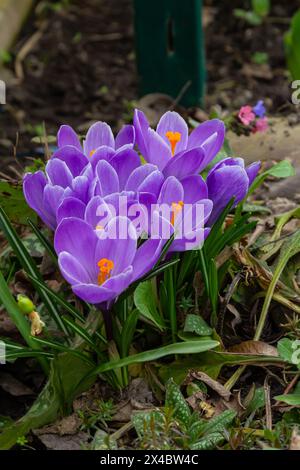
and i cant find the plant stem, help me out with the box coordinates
[102,309,113,341]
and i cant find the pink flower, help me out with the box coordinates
[238,106,255,126]
[254,117,268,133]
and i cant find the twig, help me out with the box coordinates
[264,376,272,431]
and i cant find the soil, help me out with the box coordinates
[0,0,299,163]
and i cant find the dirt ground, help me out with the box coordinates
[0,0,299,164]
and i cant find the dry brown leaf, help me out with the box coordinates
[228,340,278,357]
[0,373,33,397]
[191,371,231,401]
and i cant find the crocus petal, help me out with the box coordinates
[85,195,113,230]
[57,197,86,224]
[43,185,65,227]
[57,125,81,151]
[101,266,133,294]
[115,124,135,149]
[170,227,209,252]
[132,238,163,282]
[187,119,225,163]
[133,109,150,157]
[83,122,115,157]
[180,175,208,203]
[246,161,261,186]
[52,146,88,177]
[54,217,98,280]
[89,146,116,170]
[45,159,73,188]
[23,171,55,229]
[145,128,172,171]
[95,216,137,275]
[157,176,184,206]
[125,163,164,197]
[207,165,249,224]
[163,147,205,179]
[95,160,119,196]
[125,163,158,191]
[58,252,92,285]
[156,111,188,154]
[72,283,115,304]
[70,175,91,203]
[109,149,141,190]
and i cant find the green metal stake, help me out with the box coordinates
[134,0,206,107]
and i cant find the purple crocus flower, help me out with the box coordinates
[57,121,135,157]
[54,216,163,305]
[207,158,261,224]
[133,109,225,178]
[149,175,213,252]
[23,155,94,230]
[253,100,266,118]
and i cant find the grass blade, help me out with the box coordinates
[0,206,68,335]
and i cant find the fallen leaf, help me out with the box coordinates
[190,371,231,401]
[0,373,33,397]
[228,340,278,357]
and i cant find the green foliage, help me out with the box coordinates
[275,382,300,405]
[0,181,37,225]
[134,280,165,330]
[183,314,212,336]
[284,10,300,80]
[234,0,270,26]
[132,379,236,450]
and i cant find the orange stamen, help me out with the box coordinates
[89,149,96,158]
[97,258,114,285]
[165,131,181,156]
[171,201,184,226]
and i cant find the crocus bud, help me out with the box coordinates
[17,294,35,315]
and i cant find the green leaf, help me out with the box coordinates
[88,339,219,376]
[0,181,37,225]
[246,387,265,414]
[134,280,165,330]
[0,271,49,372]
[184,314,212,336]
[275,388,300,405]
[27,219,57,263]
[255,230,300,340]
[250,161,295,195]
[199,409,236,435]
[165,378,191,426]
[284,10,300,80]
[27,274,85,323]
[191,432,224,450]
[0,353,95,449]
[252,0,270,17]
[120,309,140,357]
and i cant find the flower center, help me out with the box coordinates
[165,131,181,156]
[171,201,184,226]
[97,258,114,285]
[89,149,96,157]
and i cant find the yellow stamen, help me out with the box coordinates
[97,258,114,285]
[89,149,96,158]
[171,201,184,226]
[165,131,181,156]
[96,224,104,231]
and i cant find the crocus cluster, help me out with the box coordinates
[23,110,260,307]
[238,100,268,133]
